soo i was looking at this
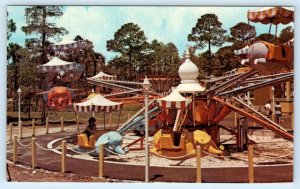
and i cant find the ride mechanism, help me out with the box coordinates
[77,6,294,160]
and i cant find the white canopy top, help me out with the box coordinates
[41,57,74,67]
[157,89,191,109]
[74,94,122,112]
[38,57,85,73]
[55,38,78,45]
[158,89,190,103]
[248,7,294,25]
[49,38,83,51]
[88,71,117,80]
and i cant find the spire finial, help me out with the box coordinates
[185,45,190,59]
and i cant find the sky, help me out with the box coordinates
[7,6,294,62]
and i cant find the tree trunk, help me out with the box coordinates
[13,62,18,111]
[41,6,47,122]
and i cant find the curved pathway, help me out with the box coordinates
[6,132,293,183]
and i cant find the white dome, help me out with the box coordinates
[178,49,199,83]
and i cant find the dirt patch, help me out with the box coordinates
[6,162,110,182]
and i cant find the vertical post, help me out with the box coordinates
[109,114,112,128]
[76,115,80,134]
[99,144,104,178]
[61,140,66,174]
[142,76,151,183]
[9,123,12,141]
[61,116,64,132]
[196,145,202,183]
[128,112,131,120]
[248,144,254,183]
[19,121,23,139]
[145,91,149,182]
[193,93,196,126]
[18,87,22,139]
[45,117,49,134]
[234,112,237,127]
[32,119,35,137]
[271,87,275,122]
[31,137,36,169]
[103,112,106,130]
[253,113,256,127]
[286,81,291,100]
[13,136,17,164]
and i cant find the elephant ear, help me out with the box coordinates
[95,135,109,146]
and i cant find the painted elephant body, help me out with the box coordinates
[240,41,293,74]
[90,131,127,157]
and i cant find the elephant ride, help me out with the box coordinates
[151,89,223,160]
[73,93,127,156]
[235,7,294,74]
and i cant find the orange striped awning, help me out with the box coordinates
[248,7,294,25]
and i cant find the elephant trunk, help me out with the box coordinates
[114,145,126,155]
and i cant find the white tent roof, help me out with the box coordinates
[74,94,122,112]
[38,57,84,73]
[88,71,117,80]
[157,89,191,109]
[55,38,78,45]
[158,89,190,102]
[41,57,74,67]
[50,38,83,51]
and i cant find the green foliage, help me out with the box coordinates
[7,17,16,40]
[212,46,241,76]
[188,13,227,57]
[22,6,68,65]
[255,33,280,44]
[229,22,256,45]
[279,26,294,43]
[107,23,180,80]
[107,22,149,79]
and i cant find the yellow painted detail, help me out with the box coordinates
[207,145,222,155]
[193,130,211,144]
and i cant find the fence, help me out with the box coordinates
[7,112,133,139]
[6,113,293,183]
[8,132,292,183]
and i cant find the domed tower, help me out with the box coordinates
[177,48,205,93]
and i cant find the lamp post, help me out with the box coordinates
[17,87,22,138]
[142,76,151,182]
[271,86,275,122]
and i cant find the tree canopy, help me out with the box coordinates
[229,22,256,46]
[188,13,227,59]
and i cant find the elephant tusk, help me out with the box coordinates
[207,145,222,155]
[114,145,126,155]
[241,59,249,65]
[254,58,267,64]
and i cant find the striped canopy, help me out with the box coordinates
[38,57,85,73]
[234,45,249,55]
[157,89,191,110]
[49,39,84,51]
[74,94,123,113]
[88,71,117,80]
[248,7,294,25]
